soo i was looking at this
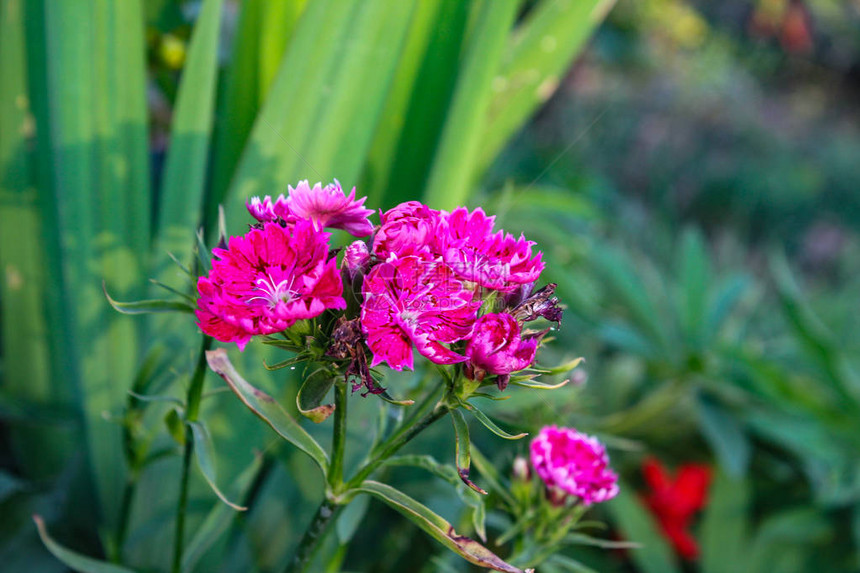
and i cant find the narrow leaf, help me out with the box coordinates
[423,0,519,208]
[104,284,193,315]
[181,452,263,571]
[700,470,750,573]
[695,394,750,477]
[355,481,529,573]
[451,409,486,494]
[34,516,138,573]
[187,421,247,510]
[462,402,527,440]
[205,348,329,474]
[509,378,569,390]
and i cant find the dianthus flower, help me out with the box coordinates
[466,313,539,389]
[361,254,481,370]
[641,458,711,560]
[439,207,544,291]
[372,201,442,259]
[530,425,619,506]
[196,220,346,350]
[247,180,374,237]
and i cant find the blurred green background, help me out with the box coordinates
[2,0,860,571]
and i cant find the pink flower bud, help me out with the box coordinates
[465,313,538,386]
[343,240,371,279]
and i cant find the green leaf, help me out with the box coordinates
[104,285,193,315]
[34,516,138,573]
[564,532,642,549]
[508,378,569,390]
[677,228,710,349]
[181,453,263,572]
[164,408,185,446]
[605,483,680,573]
[423,0,519,208]
[151,0,223,280]
[336,493,370,544]
[296,368,336,423]
[205,348,329,475]
[370,0,471,208]
[470,446,516,509]
[700,470,750,573]
[462,402,527,440]
[355,480,527,573]
[187,421,247,511]
[695,394,750,477]
[451,409,486,494]
[479,0,616,170]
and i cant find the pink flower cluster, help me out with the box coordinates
[530,425,619,506]
[196,181,371,349]
[196,182,559,385]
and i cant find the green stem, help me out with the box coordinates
[327,380,348,492]
[171,337,211,573]
[347,401,448,488]
[286,384,451,572]
[285,499,342,573]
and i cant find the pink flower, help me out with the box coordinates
[246,194,293,223]
[373,201,442,259]
[196,220,346,350]
[246,180,374,237]
[343,240,371,280]
[466,313,538,385]
[440,207,544,291]
[360,254,481,370]
[287,180,374,236]
[530,426,619,506]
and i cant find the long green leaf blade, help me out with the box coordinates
[423,0,518,209]
[205,348,329,474]
[355,480,526,573]
[478,0,616,170]
[34,516,138,573]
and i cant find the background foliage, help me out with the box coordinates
[2,0,860,571]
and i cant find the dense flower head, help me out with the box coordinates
[361,253,481,370]
[466,313,539,387]
[196,220,346,350]
[439,207,544,291]
[373,201,442,259]
[246,180,374,237]
[641,458,712,560]
[530,426,619,506]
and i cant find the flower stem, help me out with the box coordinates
[171,338,210,573]
[327,380,348,492]
[285,499,342,573]
[286,384,451,572]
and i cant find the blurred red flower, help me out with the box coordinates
[641,457,712,560]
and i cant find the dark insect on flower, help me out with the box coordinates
[327,317,384,395]
[511,282,563,325]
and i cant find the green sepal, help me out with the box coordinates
[462,401,527,440]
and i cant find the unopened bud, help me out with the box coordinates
[513,456,531,482]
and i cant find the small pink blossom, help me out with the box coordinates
[530,426,619,506]
[287,180,374,236]
[246,180,373,236]
[361,254,480,370]
[247,195,292,223]
[466,313,538,382]
[343,240,371,280]
[372,201,442,259]
[440,207,544,291]
[196,220,346,350]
